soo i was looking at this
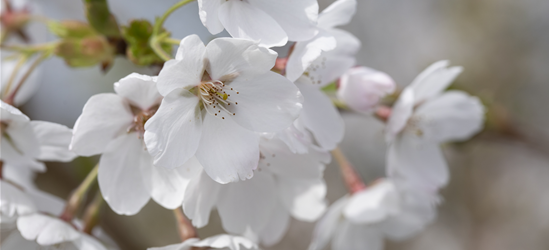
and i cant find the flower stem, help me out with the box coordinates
[150,0,195,61]
[60,164,99,222]
[82,192,104,234]
[331,147,366,194]
[4,52,48,105]
[163,37,182,45]
[2,55,27,99]
[173,207,198,242]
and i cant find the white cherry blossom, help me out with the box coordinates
[337,67,396,114]
[145,35,302,184]
[1,180,36,225]
[183,136,329,246]
[198,0,319,47]
[15,213,107,250]
[277,76,345,154]
[0,176,108,250]
[385,61,485,190]
[286,0,360,85]
[309,179,438,250]
[0,100,76,172]
[149,234,258,250]
[70,73,199,215]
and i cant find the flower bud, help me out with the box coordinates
[337,66,396,114]
[55,36,114,67]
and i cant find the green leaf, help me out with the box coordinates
[121,19,172,66]
[84,0,121,37]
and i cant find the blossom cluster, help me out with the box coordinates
[0,0,485,249]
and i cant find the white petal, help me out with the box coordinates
[308,196,349,250]
[302,29,360,86]
[27,190,65,216]
[278,178,327,222]
[70,93,133,156]
[1,229,43,250]
[0,131,42,170]
[318,0,357,29]
[2,164,36,190]
[343,180,400,224]
[258,201,290,246]
[227,72,302,133]
[205,37,277,80]
[114,73,161,110]
[197,0,225,34]
[259,137,328,179]
[195,114,259,184]
[1,118,40,165]
[75,234,108,250]
[193,234,259,250]
[144,89,202,170]
[98,132,150,215]
[378,190,437,240]
[414,91,485,143]
[217,1,287,47]
[409,60,463,103]
[17,213,80,245]
[156,35,206,96]
[217,171,276,234]
[31,121,76,162]
[248,0,319,42]
[183,170,220,228]
[387,134,449,190]
[297,80,344,151]
[385,87,414,142]
[275,121,312,154]
[0,100,30,125]
[286,30,337,82]
[332,221,383,250]
[146,157,202,209]
[148,238,199,250]
[0,180,36,218]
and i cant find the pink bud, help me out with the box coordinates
[337,67,396,114]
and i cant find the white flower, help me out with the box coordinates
[144,35,302,184]
[149,234,259,250]
[1,180,36,224]
[286,0,360,85]
[0,178,108,250]
[276,0,360,153]
[70,73,199,215]
[198,0,319,47]
[385,61,485,190]
[183,136,329,246]
[337,67,396,114]
[15,213,107,250]
[276,76,345,154]
[309,179,438,250]
[0,100,76,172]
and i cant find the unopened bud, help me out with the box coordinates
[55,36,114,67]
[337,67,396,114]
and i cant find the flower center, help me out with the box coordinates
[198,80,239,120]
[128,105,159,138]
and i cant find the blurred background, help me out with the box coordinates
[4,0,549,249]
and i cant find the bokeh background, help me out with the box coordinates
[5,0,549,249]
